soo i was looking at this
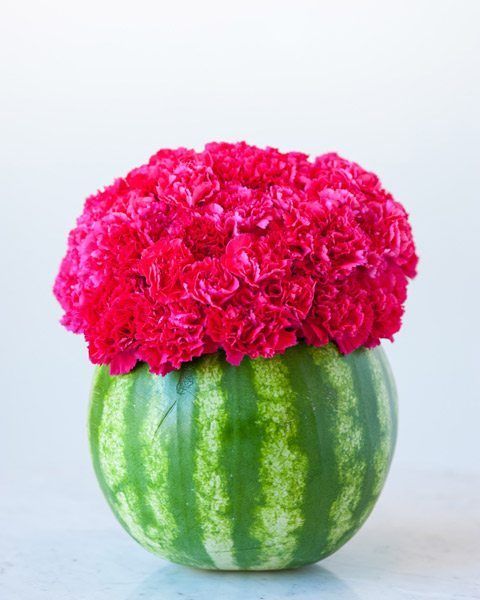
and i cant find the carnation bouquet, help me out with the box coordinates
[55,142,417,570]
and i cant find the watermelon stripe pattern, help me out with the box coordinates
[193,357,236,568]
[89,343,397,570]
[312,346,367,551]
[249,356,308,569]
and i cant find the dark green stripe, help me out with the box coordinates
[121,365,159,540]
[283,345,343,566]
[90,369,152,547]
[163,363,214,568]
[378,348,398,457]
[221,357,262,569]
[344,348,384,533]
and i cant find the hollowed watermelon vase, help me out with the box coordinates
[89,342,397,571]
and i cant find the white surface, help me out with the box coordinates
[2,467,479,599]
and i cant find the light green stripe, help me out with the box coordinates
[250,356,308,569]
[139,374,179,556]
[98,375,132,488]
[97,374,159,553]
[193,355,236,569]
[310,345,366,550]
[368,350,394,496]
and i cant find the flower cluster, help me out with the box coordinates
[54,142,417,375]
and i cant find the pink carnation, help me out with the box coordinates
[54,142,418,375]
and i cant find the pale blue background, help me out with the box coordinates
[1,1,479,598]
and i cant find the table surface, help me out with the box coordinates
[2,466,479,600]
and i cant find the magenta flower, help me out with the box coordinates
[54,142,417,375]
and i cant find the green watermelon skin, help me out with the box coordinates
[88,343,397,570]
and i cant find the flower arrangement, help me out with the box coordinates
[54,142,417,376]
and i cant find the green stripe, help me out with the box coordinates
[97,374,131,488]
[222,359,263,569]
[310,345,366,552]
[117,365,183,558]
[282,346,341,566]
[344,348,385,533]
[133,366,180,558]
[123,369,159,541]
[378,347,399,429]
[163,365,214,568]
[97,372,158,553]
[368,349,395,496]
[193,354,236,569]
[249,355,308,569]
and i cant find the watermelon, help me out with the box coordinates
[88,342,397,570]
